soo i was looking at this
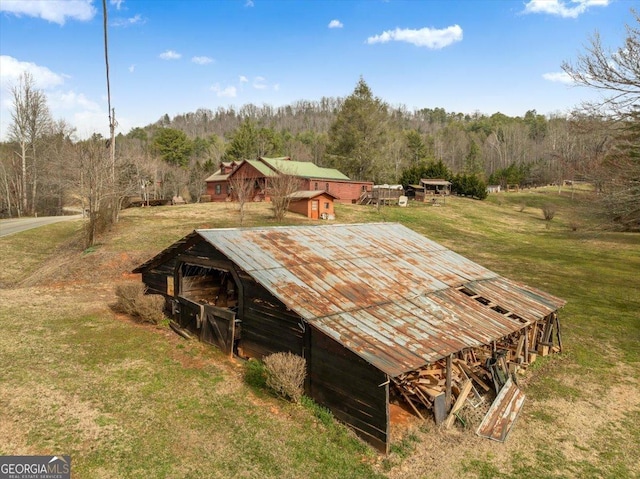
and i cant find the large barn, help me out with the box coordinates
[133,223,565,452]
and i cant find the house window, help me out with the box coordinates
[315,182,319,190]
[362,185,367,192]
[215,184,221,195]
[226,185,231,194]
[325,183,329,192]
[324,202,330,210]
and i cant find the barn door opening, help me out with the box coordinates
[176,262,240,355]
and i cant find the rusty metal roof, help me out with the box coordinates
[186,223,565,377]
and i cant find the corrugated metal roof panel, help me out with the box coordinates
[191,223,566,376]
[477,377,526,442]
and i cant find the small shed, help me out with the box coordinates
[421,179,452,196]
[287,190,337,219]
[133,223,565,452]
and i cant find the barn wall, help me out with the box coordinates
[307,326,389,453]
[141,260,176,298]
[236,271,304,358]
[301,179,373,203]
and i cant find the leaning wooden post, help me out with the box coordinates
[554,312,563,353]
[445,354,453,411]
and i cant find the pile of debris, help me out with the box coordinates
[391,313,562,437]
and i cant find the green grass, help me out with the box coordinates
[1,188,638,478]
[0,219,83,287]
[0,301,382,478]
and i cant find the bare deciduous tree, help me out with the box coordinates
[267,171,301,221]
[562,9,640,118]
[562,9,640,229]
[75,137,113,247]
[8,71,53,216]
[228,171,256,226]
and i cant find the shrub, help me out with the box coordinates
[542,204,556,221]
[263,352,306,403]
[114,283,165,324]
[244,358,267,389]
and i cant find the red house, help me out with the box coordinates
[206,157,372,203]
[204,161,240,201]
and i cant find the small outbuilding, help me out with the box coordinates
[133,223,565,452]
[287,190,337,219]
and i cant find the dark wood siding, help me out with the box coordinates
[179,241,229,263]
[236,271,304,358]
[308,326,389,453]
[137,233,391,452]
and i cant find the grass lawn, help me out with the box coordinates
[0,187,638,478]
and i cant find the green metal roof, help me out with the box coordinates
[245,159,278,177]
[260,157,350,180]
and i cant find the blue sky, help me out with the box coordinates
[0,0,634,140]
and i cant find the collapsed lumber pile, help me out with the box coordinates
[391,313,562,427]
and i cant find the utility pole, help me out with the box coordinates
[103,0,115,182]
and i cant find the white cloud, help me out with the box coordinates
[328,19,343,29]
[110,0,124,10]
[253,76,267,89]
[159,50,181,60]
[543,71,574,84]
[239,75,248,83]
[273,83,280,92]
[111,14,145,27]
[192,56,214,65]
[523,0,610,18]
[0,57,124,141]
[128,64,135,73]
[48,90,101,112]
[245,0,254,7]
[211,84,237,98]
[0,55,66,90]
[0,0,96,25]
[366,25,463,49]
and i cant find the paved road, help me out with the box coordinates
[0,214,83,238]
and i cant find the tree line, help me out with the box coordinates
[1,10,638,236]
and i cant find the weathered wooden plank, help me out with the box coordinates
[445,354,453,411]
[476,377,525,442]
[444,379,472,429]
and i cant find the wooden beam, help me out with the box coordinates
[445,354,452,411]
[395,384,425,421]
[454,358,491,392]
[515,334,525,361]
[554,313,563,353]
[444,380,473,429]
